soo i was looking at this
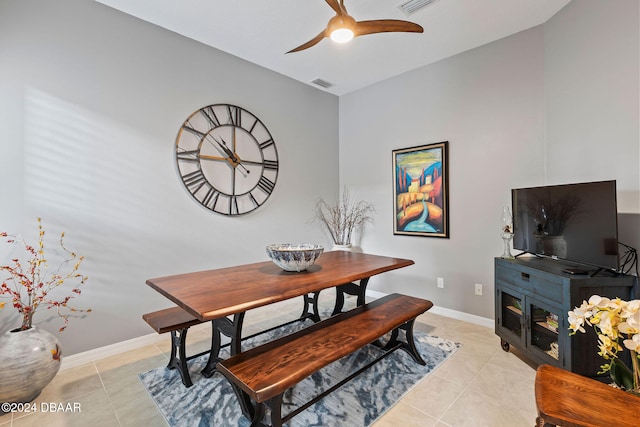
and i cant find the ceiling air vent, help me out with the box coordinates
[398,0,439,16]
[311,78,333,89]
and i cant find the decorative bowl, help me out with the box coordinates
[266,244,324,272]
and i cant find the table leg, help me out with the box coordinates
[331,277,370,316]
[224,376,261,425]
[167,328,193,387]
[201,311,246,377]
[385,319,426,365]
[300,292,321,323]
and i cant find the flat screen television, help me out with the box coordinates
[512,180,619,272]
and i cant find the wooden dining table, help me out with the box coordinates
[146,250,414,377]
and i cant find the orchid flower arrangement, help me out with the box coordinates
[0,218,91,332]
[568,295,640,392]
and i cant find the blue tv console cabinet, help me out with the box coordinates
[494,256,636,379]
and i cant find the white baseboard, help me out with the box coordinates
[60,332,165,371]
[60,322,213,371]
[366,290,494,329]
[62,292,493,370]
[428,305,494,329]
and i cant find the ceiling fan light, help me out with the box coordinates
[330,28,354,43]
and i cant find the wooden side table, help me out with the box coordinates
[535,364,640,427]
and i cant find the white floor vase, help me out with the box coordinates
[0,326,62,405]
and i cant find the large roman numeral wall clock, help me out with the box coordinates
[175,104,279,216]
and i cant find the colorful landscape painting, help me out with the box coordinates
[392,142,449,238]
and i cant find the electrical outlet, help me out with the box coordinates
[437,277,444,288]
[475,283,483,296]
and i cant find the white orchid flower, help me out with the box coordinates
[568,310,586,333]
[623,334,640,352]
[621,300,640,318]
[589,295,611,309]
[619,311,640,335]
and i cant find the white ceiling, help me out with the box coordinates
[94,0,570,96]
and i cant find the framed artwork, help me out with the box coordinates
[392,141,449,238]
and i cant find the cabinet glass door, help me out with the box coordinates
[529,303,559,361]
[500,291,523,339]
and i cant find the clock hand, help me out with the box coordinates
[198,146,251,177]
[212,136,236,160]
[236,163,250,175]
[198,154,227,162]
[217,136,252,175]
[240,159,276,170]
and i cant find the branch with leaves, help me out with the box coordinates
[313,188,375,245]
[1,218,91,332]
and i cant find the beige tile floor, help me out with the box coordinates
[0,294,539,427]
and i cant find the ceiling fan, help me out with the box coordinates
[287,0,424,53]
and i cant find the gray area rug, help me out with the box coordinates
[139,319,461,426]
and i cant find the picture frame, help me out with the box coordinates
[392,141,449,238]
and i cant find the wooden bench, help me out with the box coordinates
[143,304,316,387]
[143,296,329,387]
[217,293,433,427]
[143,306,206,387]
[535,364,640,427]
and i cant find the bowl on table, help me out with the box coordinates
[266,244,324,272]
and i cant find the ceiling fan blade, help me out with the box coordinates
[286,31,327,54]
[325,0,344,15]
[355,19,424,37]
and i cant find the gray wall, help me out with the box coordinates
[545,0,640,257]
[1,0,638,354]
[339,0,639,319]
[545,0,639,207]
[339,27,546,319]
[0,0,339,354]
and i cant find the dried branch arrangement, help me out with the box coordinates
[314,189,374,245]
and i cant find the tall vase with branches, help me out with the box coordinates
[0,218,91,404]
[314,188,375,247]
[1,218,90,332]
